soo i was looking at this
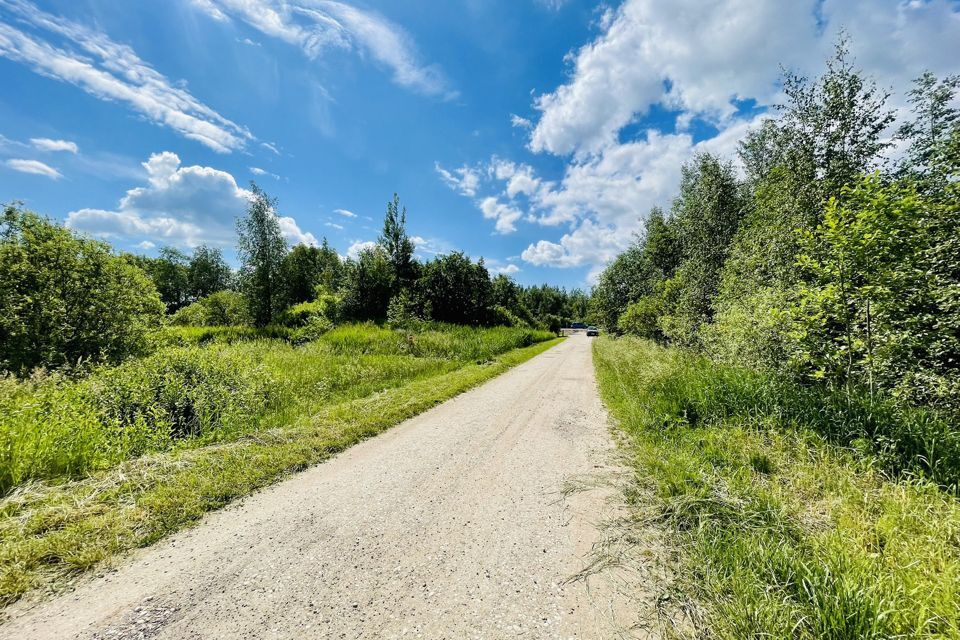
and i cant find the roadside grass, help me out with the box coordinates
[1,323,553,492]
[593,336,960,639]
[0,334,562,609]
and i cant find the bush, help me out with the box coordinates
[279,289,342,328]
[0,205,165,374]
[618,295,665,340]
[170,291,250,327]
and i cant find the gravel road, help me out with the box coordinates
[2,336,640,639]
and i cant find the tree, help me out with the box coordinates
[420,252,492,325]
[897,72,960,189]
[236,183,287,327]
[0,204,164,373]
[340,245,394,321]
[188,245,232,300]
[280,244,322,307]
[658,154,745,346]
[379,193,417,292]
[133,247,190,312]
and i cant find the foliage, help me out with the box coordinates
[419,252,492,325]
[0,205,165,374]
[131,247,190,312]
[794,174,960,412]
[387,289,430,328]
[379,193,418,292]
[170,290,251,327]
[237,183,287,327]
[187,245,233,299]
[279,241,341,308]
[594,45,960,418]
[340,244,394,321]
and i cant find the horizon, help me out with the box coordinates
[1,0,958,289]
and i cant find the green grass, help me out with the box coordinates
[0,325,559,608]
[593,336,960,639]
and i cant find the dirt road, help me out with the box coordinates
[1,336,638,639]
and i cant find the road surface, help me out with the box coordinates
[1,336,638,639]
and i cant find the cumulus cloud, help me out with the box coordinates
[192,0,455,98]
[279,216,318,246]
[346,240,377,258]
[66,151,316,249]
[30,137,78,153]
[482,0,960,275]
[435,162,481,197]
[0,0,253,153]
[4,158,62,178]
[489,262,520,275]
[478,197,523,234]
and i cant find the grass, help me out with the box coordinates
[593,336,960,639]
[0,325,559,608]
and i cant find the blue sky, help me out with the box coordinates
[1,0,958,288]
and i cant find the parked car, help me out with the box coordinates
[586,326,599,337]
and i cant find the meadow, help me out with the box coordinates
[594,336,960,639]
[0,323,558,606]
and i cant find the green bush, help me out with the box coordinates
[618,295,665,340]
[170,291,250,327]
[0,205,165,374]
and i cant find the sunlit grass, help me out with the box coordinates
[594,336,960,639]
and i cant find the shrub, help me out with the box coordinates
[618,295,665,340]
[0,205,165,374]
[279,289,342,328]
[170,291,250,327]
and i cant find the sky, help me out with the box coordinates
[1,0,958,289]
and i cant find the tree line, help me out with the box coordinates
[0,189,588,375]
[591,41,960,415]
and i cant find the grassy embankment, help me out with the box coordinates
[594,336,959,639]
[0,323,559,607]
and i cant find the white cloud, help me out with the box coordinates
[66,151,316,250]
[261,142,281,155]
[237,37,261,47]
[488,159,540,198]
[478,197,522,234]
[435,162,481,197]
[136,240,156,250]
[0,0,252,153]
[510,114,532,129]
[29,137,78,153]
[325,221,344,230]
[193,0,454,98]
[250,166,280,180]
[490,262,520,275]
[279,216,318,246]
[346,240,377,258]
[334,208,357,218]
[493,0,960,275]
[4,158,62,178]
[529,0,819,157]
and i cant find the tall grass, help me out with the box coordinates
[0,324,552,494]
[594,336,960,639]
